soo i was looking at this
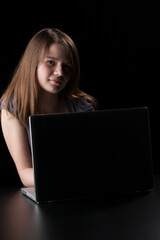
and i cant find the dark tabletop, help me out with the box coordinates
[1,175,160,240]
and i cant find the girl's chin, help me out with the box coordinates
[40,87,63,95]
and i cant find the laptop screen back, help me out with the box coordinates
[29,107,154,202]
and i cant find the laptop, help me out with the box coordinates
[21,107,154,204]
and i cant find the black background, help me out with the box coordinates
[0,2,159,184]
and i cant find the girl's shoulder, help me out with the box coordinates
[0,95,14,115]
[67,98,94,112]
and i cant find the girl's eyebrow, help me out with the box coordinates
[45,56,71,65]
[46,56,59,60]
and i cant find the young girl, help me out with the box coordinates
[0,28,97,187]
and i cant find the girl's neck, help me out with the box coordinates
[38,91,67,114]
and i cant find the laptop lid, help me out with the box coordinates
[29,107,154,203]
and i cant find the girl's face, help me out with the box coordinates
[37,43,72,95]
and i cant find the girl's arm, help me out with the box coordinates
[1,109,34,187]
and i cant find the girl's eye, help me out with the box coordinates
[47,60,55,66]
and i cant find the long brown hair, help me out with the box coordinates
[0,28,97,126]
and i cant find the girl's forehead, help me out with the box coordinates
[45,43,69,60]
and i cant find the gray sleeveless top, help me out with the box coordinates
[0,98,94,147]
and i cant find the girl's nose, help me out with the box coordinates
[54,64,63,77]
